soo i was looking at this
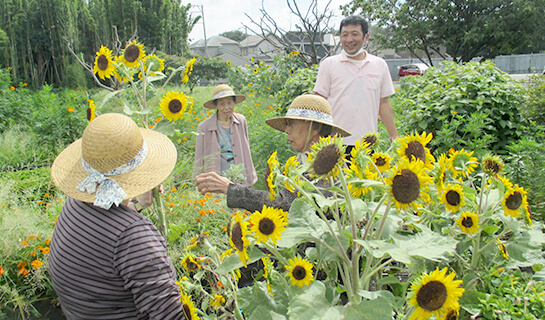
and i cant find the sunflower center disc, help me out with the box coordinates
[182,304,191,319]
[406,141,426,162]
[484,160,500,174]
[364,135,377,147]
[461,217,473,228]
[392,169,420,204]
[375,156,386,167]
[259,218,275,236]
[124,45,140,62]
[293,266,307,280]
[86,107,93,121]
[416,280,448,311]
[506,192,522,210]
[97,55,109,71]
[313,144,339,175]
[187,261,198,271]
[446,190,461,206]
[169,99,182,113]
[231,222,244,251]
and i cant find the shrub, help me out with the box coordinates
[393,60,528,156]
[520,74,545,125]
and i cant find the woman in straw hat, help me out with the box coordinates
[192,84,257,186]
[195,94,350,213]
[48,113,186,319]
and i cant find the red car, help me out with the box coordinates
[398,63,429,77]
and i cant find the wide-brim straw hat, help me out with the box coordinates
[265,94,351,137]
[203,84,246,109]
[51,113,177,203]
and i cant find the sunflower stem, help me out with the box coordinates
[292,182,351,265]
[152,186,168,237]
[261,242,289,267]
[361,257,394,285]
[470,229,482,270]
[477,230,510,255]
[338,171,362,299]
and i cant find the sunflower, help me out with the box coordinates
[112,56,132,83]
[442,305,460,320]
[139,54,165,78]
[180,292,200,320]
[262,256,275,295]
[502,184,529,218]
[283,155,300,193]
[498,175,513,189]
[86,99,96,122]
[119,40,145,68]
[362,131,379,149]
[93,46,115,80]
[229,213,252,267]
[160,91,188,121]
[408,267,464,320]
[434,153,449,195]
[182,57,197,84]
[371,152,393,173]
[253,68,259,73]
[350,138,372,163]
[181,255,201,274]
[307,136,345,181]
[249,205,288,245]
[210,294,225,309]
[344,162,379,198]
[398,131,435,169]
[285,256,314,287]
[266,151,280,200]
[386,159,433,211]
[482,153,504,176]
[448,149,478,180]
[497,239,509,259]
[456,211,479,234]
[440,184,466,213]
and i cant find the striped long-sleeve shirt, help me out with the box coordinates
[48,197,186,320]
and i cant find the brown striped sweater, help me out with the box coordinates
[48,198,186,320]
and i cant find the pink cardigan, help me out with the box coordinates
[192,112,257,186]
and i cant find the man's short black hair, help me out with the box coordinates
[340,15,369,35]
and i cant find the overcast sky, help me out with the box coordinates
[187,0,351,43]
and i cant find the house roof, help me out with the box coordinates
[190,36,238,48]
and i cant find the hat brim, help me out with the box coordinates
[265,115,351,137]
[203,95,246,109]
[51,129,177,203]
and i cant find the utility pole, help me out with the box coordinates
[195,5,207,56]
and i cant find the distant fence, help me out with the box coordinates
[386,53,545,80]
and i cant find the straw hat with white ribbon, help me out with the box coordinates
[203,84,246,109]
[51,113,177,210]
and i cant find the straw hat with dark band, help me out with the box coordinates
[265,94,351,137]
[51,113,177,207]
[203,84,246,109]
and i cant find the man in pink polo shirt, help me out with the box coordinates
[314,15,398,156]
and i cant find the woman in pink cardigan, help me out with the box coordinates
[192,84,257,186]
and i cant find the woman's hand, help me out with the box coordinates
[195,172,232,195]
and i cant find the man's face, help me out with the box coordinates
[340,24,369,56]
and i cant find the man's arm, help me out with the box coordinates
[378,97,399,140]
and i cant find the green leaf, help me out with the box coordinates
[153,120,177,136]
[287,281,331,320]
[167,223,190,244]
[482,225,500,234]
[215,246,266,275]
[356,229,458,264]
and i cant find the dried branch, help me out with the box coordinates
[242,0,337,67]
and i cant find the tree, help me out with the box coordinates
[243,0,338,67]
[220,30,248,42]
[342,0,545,64]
